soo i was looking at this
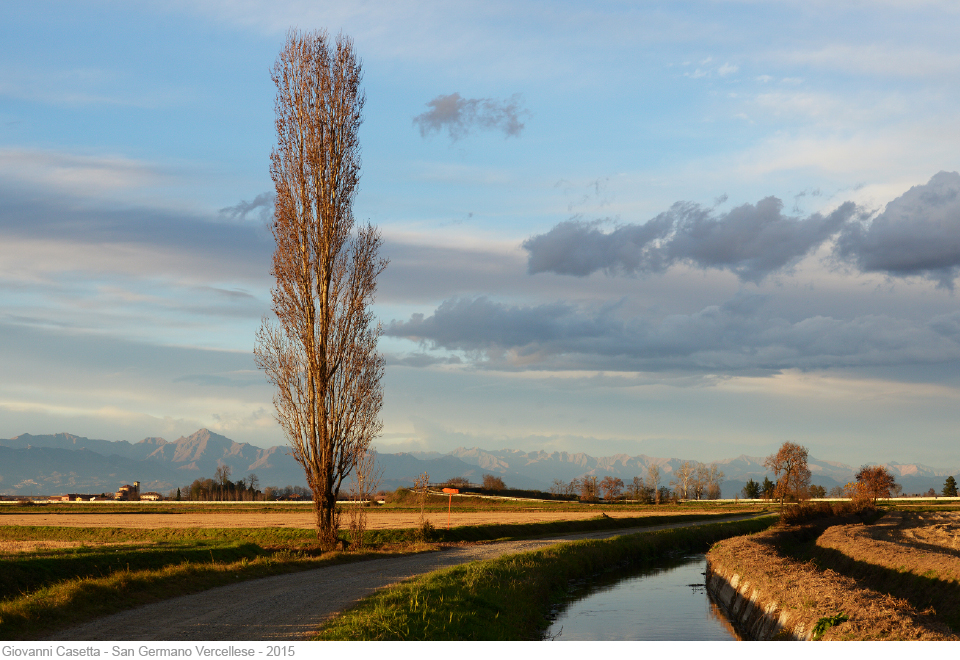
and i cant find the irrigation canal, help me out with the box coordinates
[545,553,739,641]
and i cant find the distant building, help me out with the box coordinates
[140,492,163,501]
[115,481,141,501]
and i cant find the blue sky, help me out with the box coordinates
[3,1,960,466]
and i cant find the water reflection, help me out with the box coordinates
[545,554,739,641]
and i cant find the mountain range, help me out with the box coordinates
[1,428,956,497]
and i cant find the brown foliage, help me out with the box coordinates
[855,465,899,503]
[599,476,624,500]
[482,474,506,492]
[764,442,811,504]
[579,476,599,502]
[255,30,387,549]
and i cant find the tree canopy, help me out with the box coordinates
[764,442,811,504]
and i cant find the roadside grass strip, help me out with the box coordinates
[314,516,776,640]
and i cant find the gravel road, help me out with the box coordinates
[49,514,767,641]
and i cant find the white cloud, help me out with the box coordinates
[718,62,739,76]
[0,148,168,197]
[775,44,960,79]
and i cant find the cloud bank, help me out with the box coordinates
[525,172,960,286]
[413,93,528,142]
[384,294,960,375]
[836,171,960,287]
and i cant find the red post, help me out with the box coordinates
[442,488,459,529]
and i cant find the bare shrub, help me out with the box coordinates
[482,474,506,491]
[412,472,431,541]
[347,449,383,550]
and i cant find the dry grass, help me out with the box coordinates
[818,511,960,580]
[708,515,959,640]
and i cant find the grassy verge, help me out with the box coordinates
[0,547,396,640]
[314,516,776,640]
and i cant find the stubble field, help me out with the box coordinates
[0,505,734,530]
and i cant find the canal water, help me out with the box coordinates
[544,553,739,641]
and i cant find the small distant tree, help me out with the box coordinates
[482,474,506,492]
[809,484,826,499]
[580,476,599,502]
[707,464,724,500]
[925,488,937,497]
[943,476,958,497]
[828,485,844,498]
[599,476,624,500]
[175,487,182,501]
[855,465,898,504]
[670,461,694,500]
[742,478,761,499]
[761,476,776,501]
[550,478,566,496]
[444,476,470,489]
[646,464,661,504]
[764,442,811,505]
[628,476,650,503]
[691,463,709,500]
[214,464,232,500]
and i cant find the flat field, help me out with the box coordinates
[0,495,760,530]
[0,506,739,530]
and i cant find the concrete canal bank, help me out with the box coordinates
[705,556,812,640]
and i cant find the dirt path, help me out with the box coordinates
[49,514,767,641]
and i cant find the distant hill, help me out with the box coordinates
[0,429,956,497]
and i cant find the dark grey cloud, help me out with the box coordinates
[385,294,960,374]
[524,197,858,282]
[385,354,463,368]
[219,192,274,223]
[836,171,960,288]
[413,93,528,142]
[0,319,260,390]
[0,184,272,281]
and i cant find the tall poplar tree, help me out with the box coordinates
[255,30,387,548]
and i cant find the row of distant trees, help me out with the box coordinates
[547,461,725,502]
[168,456,960,504]
[166,464,314,502]
[740,442,950,504]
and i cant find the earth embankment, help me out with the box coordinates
[707,511,960,640]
